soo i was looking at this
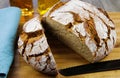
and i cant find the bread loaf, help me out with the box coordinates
[42,0,116,62]
[17,17,58,75]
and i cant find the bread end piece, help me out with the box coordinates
[17,17,58,75]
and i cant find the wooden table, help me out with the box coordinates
[8,12,120,78]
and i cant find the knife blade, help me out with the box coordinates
[59,59,120,76]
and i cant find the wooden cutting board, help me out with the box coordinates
[8,12,120,78]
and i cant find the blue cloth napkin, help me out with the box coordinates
[0,7,21,78]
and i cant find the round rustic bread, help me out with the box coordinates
[17,17,58,75]
[42,0,116,62]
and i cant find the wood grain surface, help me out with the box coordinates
[8,12,120,78]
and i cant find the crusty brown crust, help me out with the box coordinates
[17,17,58,75]
[42,0,116,62]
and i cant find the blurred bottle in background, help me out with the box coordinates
[38,0,59,15]
[9,0,59,31]
[10,0,61,24]
[10,0,35,25]
[10,0,35,34]
[10,0,60,16]
[10,0,33,16]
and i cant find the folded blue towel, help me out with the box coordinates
[0,7,21,78]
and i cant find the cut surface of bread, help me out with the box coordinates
[42,0,116,62]
[17,17,58,75]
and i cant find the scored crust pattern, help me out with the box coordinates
[43,0,116,62]
[17,17,57,75]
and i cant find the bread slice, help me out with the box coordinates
[17,17,58,75]
[42,0,116,62]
